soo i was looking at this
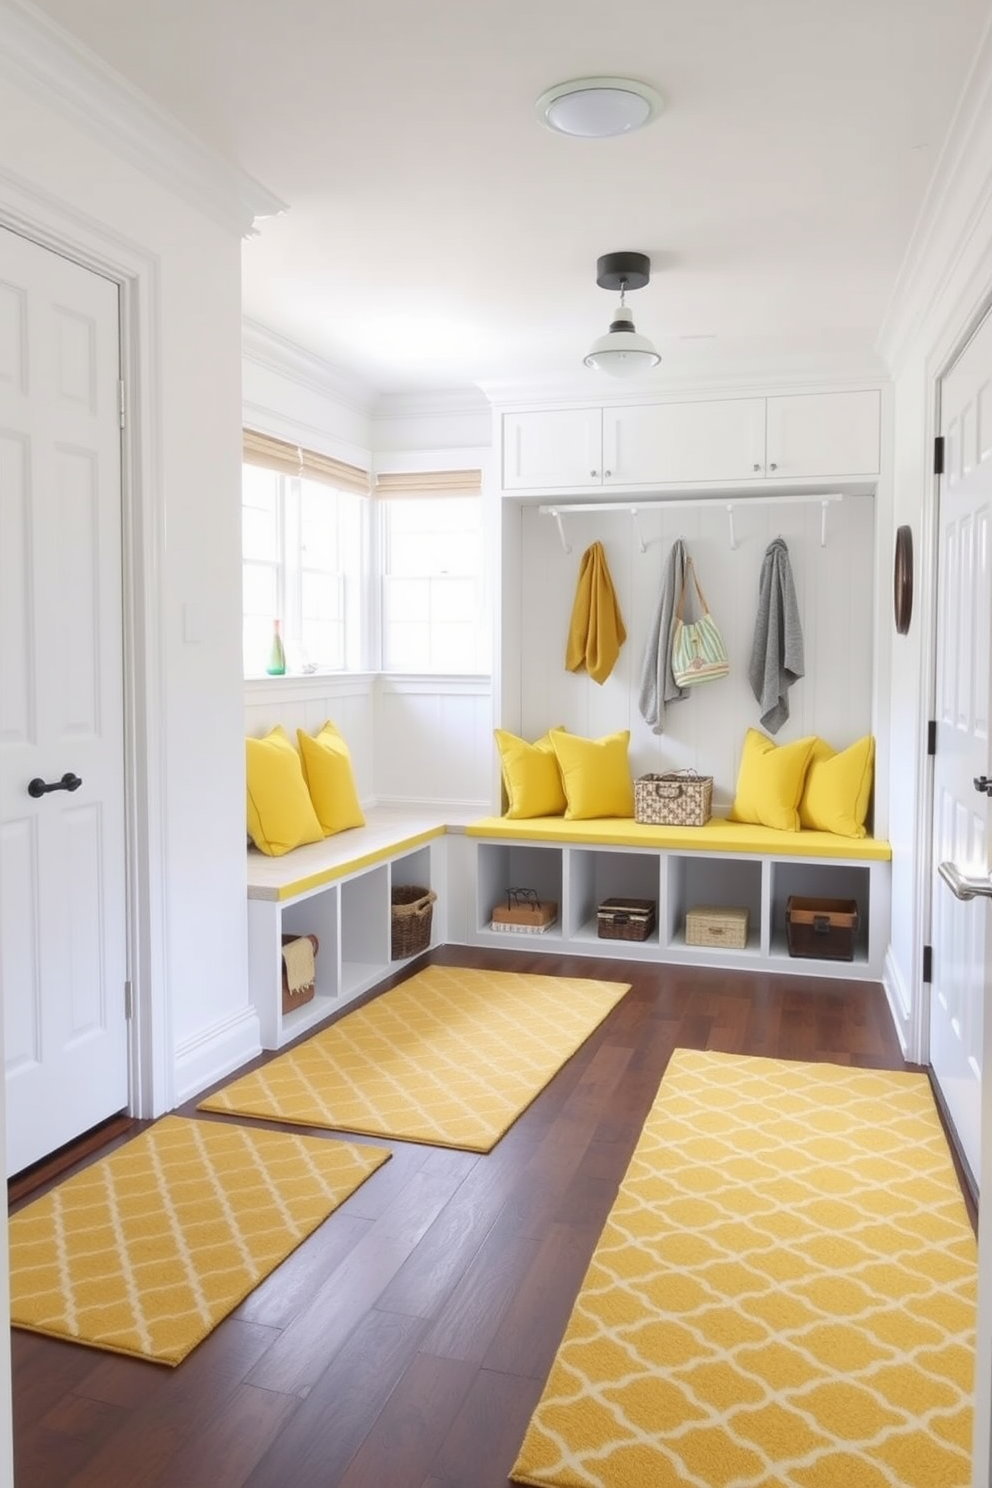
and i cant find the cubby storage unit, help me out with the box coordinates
[463,835,889,979]
[246,813,450,1049]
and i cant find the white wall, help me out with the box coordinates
[0,67,257,1108]
[509,494,877,814]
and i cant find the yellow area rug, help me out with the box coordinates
[512,1049,976,1488]
[199,965,630,1152]
[9,1115,389,1366]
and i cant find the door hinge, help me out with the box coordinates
[933,435,944,475]
[124,979,133,1019]
[922,945,933,984]
[927,720,937,756]
[118,379,126,430]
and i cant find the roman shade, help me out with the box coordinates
[373,469,482,498]
[243,429,370,496]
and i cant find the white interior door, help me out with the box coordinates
[0,224,129,1176]
[929,310,992,1190]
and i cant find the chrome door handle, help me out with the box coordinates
[938,861,992,901]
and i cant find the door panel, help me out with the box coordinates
[930,311,992,1187]
[0,224,128,1176]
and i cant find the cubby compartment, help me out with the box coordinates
[390,844,437,961]
[568,849,663,946]
[667,855,762,953]
[280,887,341,1027]
[341,864,391,998]
[769,861,871,965]
[477,842,564,940]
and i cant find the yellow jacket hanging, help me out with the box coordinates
[565,540,627,684]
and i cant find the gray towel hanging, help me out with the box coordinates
[748,537,804,734]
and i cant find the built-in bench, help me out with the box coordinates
[245,807,893,1049]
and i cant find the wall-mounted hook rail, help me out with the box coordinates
[539,493,845,554]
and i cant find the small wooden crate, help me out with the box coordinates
[786,897,858,961]
[685,905,749,949]
[597,898,656,942]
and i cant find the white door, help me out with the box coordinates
[929,313,992,1190]
[0,224,129,1176]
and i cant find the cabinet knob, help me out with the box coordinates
[769,461,778,471]
[603,469,612,478]
[752,463,761,473]
[590,469,598,477]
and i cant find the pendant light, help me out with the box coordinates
[583,251,661,378]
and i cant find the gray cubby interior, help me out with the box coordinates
[568,849,663,941]
[477,843,564,931]
[769,861,871,962]
[667,855,763,949]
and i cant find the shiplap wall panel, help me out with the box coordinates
[374,681,491,808]
[517,497,875,812]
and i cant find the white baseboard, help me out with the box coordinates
[882,945,911,1058]
[173,1006,262,1107]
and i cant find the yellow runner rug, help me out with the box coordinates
[9,1115,389,1366]
[199,965,630,1152]
[512,1048,976,1488]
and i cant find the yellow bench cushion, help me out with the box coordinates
[466,815,891,861]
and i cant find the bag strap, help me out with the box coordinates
[675,557,710,621]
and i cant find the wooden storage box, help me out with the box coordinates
[685,905,749,949]
[491,898,558,934]
[597,898,657,942]
[786,897,859,961]
[280,933,318,1014]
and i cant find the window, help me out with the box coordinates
[242,431,368,676]
[377,473,488,673]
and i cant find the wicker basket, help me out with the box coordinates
[391,885,437,960]
[635,771,713,827]
[685,906,749,949]
[597,898,657,942]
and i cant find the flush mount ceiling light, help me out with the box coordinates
[583,251,661,378]
[536,77,664,138]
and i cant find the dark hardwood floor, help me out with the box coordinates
[10,948,939,1487]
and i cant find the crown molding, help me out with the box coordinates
[242,318,377,414]
[480,363,889,410]
[372,387,493,422]
[876,14,992,372]
[0,0,284,237]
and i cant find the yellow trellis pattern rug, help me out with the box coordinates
[512,1048,976,1488]
[199,965,631,1151]
[9,1116,389,1366]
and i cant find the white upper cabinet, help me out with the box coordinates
[502,407,603,489]
[500,389,882,493]
[765,391,881,478]
[603,399,765,485]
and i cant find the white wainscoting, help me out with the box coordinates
[374,676,492,809]
[245,674,377,802]
[512,495,876,815]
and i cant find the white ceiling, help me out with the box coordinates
[25,0,992,399]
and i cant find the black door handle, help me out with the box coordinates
[975,777,992,796]
[27,773,83,798]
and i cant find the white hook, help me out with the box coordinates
[551,509,572,554]
[727,504,738,551]
[630,508,647,553]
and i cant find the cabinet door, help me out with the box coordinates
[765,390,881,478]
[603,399,766,485]
[502,408,602,490]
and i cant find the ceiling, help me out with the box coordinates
[25,0,992,400]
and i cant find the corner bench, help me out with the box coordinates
[459,814,891,981]
[246,806,473,1048]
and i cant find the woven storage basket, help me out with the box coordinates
[685,906,749,949]
[597,898,657,942]
[635,771,713,827]
[391,885,437,960]
[280,933,318,1014]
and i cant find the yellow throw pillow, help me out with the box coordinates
[549,729,634,820]
[297,722,366,836]
[799,735,875,837]
[728,728,817,832]
[495,727,567,818]
[246,726,324,856]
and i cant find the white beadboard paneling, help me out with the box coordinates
[374,677,491,807]
[244,675,376,801]
[518,496,875,810]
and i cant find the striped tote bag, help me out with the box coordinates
[671,559,730,686]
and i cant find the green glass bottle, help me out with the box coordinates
[266,618,286,676]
